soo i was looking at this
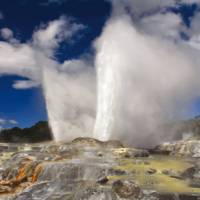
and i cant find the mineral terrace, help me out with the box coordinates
[0,138,199,200]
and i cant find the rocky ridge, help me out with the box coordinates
[0,138,198,199]
[0,121,52,143]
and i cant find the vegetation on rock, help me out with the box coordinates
[0,121,52,143]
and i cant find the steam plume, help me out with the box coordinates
[93,2,200,146]
[0,1,200,146]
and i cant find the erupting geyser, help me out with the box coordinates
[93,9,200,146]
[93,38,121,141]
[1,1,200,146]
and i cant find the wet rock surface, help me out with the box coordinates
[0,138,199,199]
[112,180,141,198]
[153,140,200,158]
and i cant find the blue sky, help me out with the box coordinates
[0,0,200,130]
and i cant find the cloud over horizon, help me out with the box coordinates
[0,118,18,131]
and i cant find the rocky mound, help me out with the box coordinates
[152,139,200,158]
[164,116,200,141]
[71,137,124,148]
[152,116,200,158]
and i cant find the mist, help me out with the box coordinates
[93,1,200,147]
[94,13,200,147]
[42,59,96,142]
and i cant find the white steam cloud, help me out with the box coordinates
[42,59,96,141]
[1,1,200,146]
[93,1,200,146]
[94,13,200,146]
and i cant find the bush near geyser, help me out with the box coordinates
[0,121,52,143]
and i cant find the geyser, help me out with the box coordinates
[42,60,96,142]
[93,3,200,146]
[93,34,121,141]
[1,1,200,146]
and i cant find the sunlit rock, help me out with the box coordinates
[0,138,198,199]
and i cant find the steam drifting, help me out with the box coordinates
[1,1,200,146]
[94,13,200,146]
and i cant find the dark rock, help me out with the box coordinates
[181,166,196,179]
[97,152,103,157]
[162,169,170,175]
[146,168,157,175]
[0,145,9,152]
[179,194,200,200]
[97,176,109,185]
[162,169,183,179]
[108,168,128,176]
[134,150,150,158]
[149,147,171,155]
[124,149,149,158]
[157,194,178,200]
[170,174,183,180]
[112,180,141,198]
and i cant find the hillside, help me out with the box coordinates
[0,121,52,143]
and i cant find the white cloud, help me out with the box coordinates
[0,17,83,89]
[0,42,39,83]
[0,16,94,142]
[139,13,183,40]
[13,80,39,89]
[8,120,18,125]
[189,12,200,36]
[0,119,6,125]
[109,0,200,18]
[183,12,200,50]
[0,28,13,40]
[33,17,67,55]
[33,17,84,56]
[0,118,18,130]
